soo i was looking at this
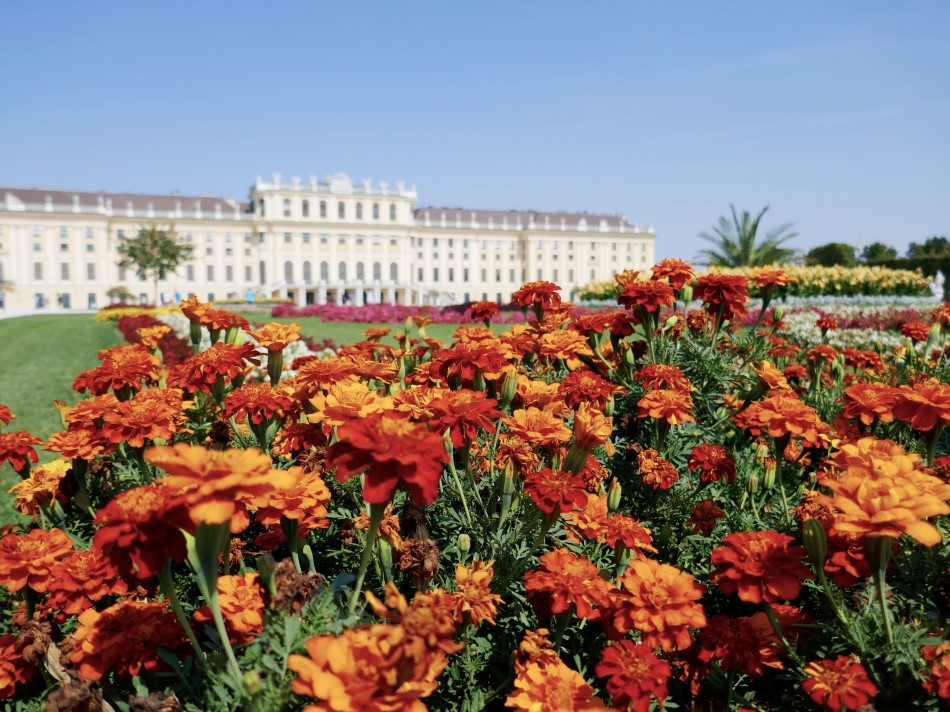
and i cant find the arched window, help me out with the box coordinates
[284,261,294,282]
[372,262,381,281]
[389,204,396,221]
[356,262,365,281]
[389,263,398,282]
[372,203,380,220]
[302,200,310,217]
[320,261,329,281]
[303,261,312,283]
[319,201,327,218]
[338,202,345,219]
[259,199,265,217]
[338,262,347,281]
[283,199,291,218]
[356,202,363,219]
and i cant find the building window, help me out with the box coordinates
[61,263,70,280]
[449,268,455,281]
[462,267,470,281]
[88,293,97,309]
[417,268,423,282]
[34,262,43,280]
[60,243,68,252]
[390,263,398,281]
[320,234,329,244]
[389,204,396,221]
[259,199,265,216]
[206,265,214,281]
[86,243,94,253]
[225,248,233,256]
[372,203,380,220]
[356,203,363,220]
[389,237,397,246]
[321,262,329,281]
[303,262,312,282]
[481,268,487,281]
[433,238,439,247]
[87,263,95,280]
[373,262,381,281]
[553,269,558,282]
[537,269,542,280]
[320,201,327,218]
[187,265,194,281]
[302,200,310,218]
[338,262,347,280]
[338,234,346,245]
[338,202,346,219]
[569,269,574,283]
[433,268,439,281]
[302,232,311,244]
[509,269,515,282]
[283,199,291,217]
[356,262,365,281]
[59,226,67,237]
[356,235,364,246]
[119,266,126,280]
[226,265,234,282]
[284,232,292,244]
[285,262,294,281]
[33,242,41,252]
[86,227,94,238]
[245,265,253,281]
[32,225,41,237]
[495,269,501,282]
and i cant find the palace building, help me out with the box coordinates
[0,173,655,311]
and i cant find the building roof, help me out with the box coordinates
[0,187,250,218]
[413,207,643,232]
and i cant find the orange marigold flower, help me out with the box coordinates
[246,321,302,351]
[687,443,736,484]
[0,634,35,701]
[194,573,265,645]
[901,320,931,342]
[612,557,706,651]
[696,614,783,678]
[8,458,71,516]
[308,379,395,429]
[687,499,727,535]
[512,281,562,311]
[504,407,572,449]
[365,583,464,658]
[565,492,610,541]
[840,382,897,426]
[135,323,172,350]
[201,307,249,333]
[557,370,623,410]
[618,280,676,313]
[73,344,160,397]
[166,342,259,393]
[428,390,502,447]
[637,389,695,425]
[494,435,542,476]
[453,560,503,628]
[892,378,950,431]
[816,437,950,547]
[537,329,593,362]
[524,548,616,622]
[0,527,73,593]
[272,422,327,457]
[470,300,500,323]
[651,258,695,290]
[711,531,813,604]
[638,449,679,490]
[596,640,671,712]
[92,483,191,579]
[253,466,332,531]
[46,548,128,617]
[100,387,187,448]
[802,656,878,710]
[693,274,749,323]
[289,624,447,712]
[742,392,827,449]
[506,658,607,711]
[806,344,838,364]
[523,468,589,516]
[44,428,112,461]
[635,364,691,392]
[815,315,839,331]
[603,514,657,557]
[145,443,292,527]
[922,643,950,700]
[749,267,791,289]
[0,431,42,473]
[750,360,792,393]
[327,412,449,506]
[433,340,511,385]
[223,382,294,425]
[571,403,614,455]
[71,600,186,680]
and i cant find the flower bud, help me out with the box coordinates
[378,537,394,576]
[663,315,679,332]
[761,457,777,490]
[607,478,622,514]
[802,519,828,568]
[457,534,471,556]
[747,475,760,494]
[604,395,616,417]
[680,284,693,304]
[243,670,263,695]
[772,306,785,322]
[862,535,893,576]
[754,441,770,462]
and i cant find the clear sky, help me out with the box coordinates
[1,1,947,261]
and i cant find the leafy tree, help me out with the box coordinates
[907,235,950,258]
[117,226,193,305]
[860,242,897,263]
[805,242,857,267]
[106,285,136,303]
[696,205,797,267]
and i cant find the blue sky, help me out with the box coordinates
[1,1,947,260]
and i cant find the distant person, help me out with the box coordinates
[174,291,181,304]
[342,292,352,305]
[245,288,254,305]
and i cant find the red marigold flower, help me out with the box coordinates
[246,321,302,352]
[433,340,512,385]
[0,527,73,593]
[840,382,897,426]
[694,274,749,323]
[0,431,42,473]
[71,600,187,680]
[166,342,259,393]
[194,573,265,645]
[0,634,35,701]
[806,344,838,365]
[327,411,449,506]
[507,658,608,711]
[922,643,950,700]
[100,387,188,448]
[696,614,783,678]
[596,640,671,712]
[635,364,691,392]
[603,514,657,557]
[612,558,706,651]
[428,390,502,447]
[223,382,294,425]
[523,468,589,516]
[815,315,839,331]
[470,300,500,323]
[73,344,160,397]
[92,484,191,579]
[711,531,813,604]
[523,548,616,621]
[618,280,676,313]
[802,656,878,710]
[637,449,679,490]
[557,370,624,410]
[637,389,695,426]
[0,404,13,427]
[46,548,128,617]
[892,378,950,432]
[452,559,503,628]
[651,258,695,290]
[687,499,727,535]
[512,281,562,311]
[900,320,931,342]
[688,444,736,484]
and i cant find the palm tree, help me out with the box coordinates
[696,205,797,267]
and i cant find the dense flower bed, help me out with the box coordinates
[2,267,950,710]
[272,302,618,324]
[579,264,932,301]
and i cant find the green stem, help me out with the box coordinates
[445,437,473,527]
[875,568,894,645]
[347,503,386,616]
[724,667,736,711]
[158,558,206,669]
